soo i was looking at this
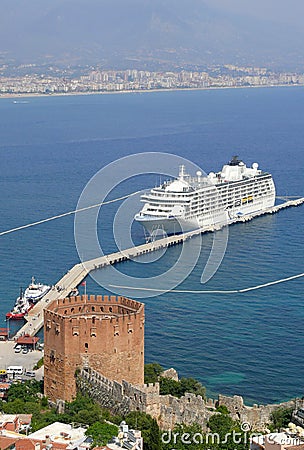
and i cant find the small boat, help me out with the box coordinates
[23,276,51,303]
[6,289,34,320]
[6,277,50,320]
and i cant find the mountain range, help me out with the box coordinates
[1,0,303,70]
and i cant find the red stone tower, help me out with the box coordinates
[44,295,144,403]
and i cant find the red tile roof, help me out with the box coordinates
[0,435,19,449]
[15,335,39,345]
[0,328,8,336]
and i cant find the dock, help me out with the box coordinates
[14,196,304,339]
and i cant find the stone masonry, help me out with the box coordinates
[44,295,144,403]
[77,367,304,432]
[43,293,303,431]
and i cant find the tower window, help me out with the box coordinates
[72,326,79,336]
[90,328,97,337]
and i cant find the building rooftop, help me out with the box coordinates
[15,335,40,345]
[0,414,19,425]
[0,435,19,450]
[28,422,87,447]
[251,431,304,450]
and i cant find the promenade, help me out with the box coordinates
[14,196,304,339]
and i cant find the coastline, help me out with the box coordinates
[1,83,303,408]
[1,82,304,100]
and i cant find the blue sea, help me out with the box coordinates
[0,87,303,405]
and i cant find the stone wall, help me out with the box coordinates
[217,394,304,431]
[76,368,159,417]
[44,295,144,403]
[77,367,304,432]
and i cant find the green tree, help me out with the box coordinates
[207,413,249,450]
[179,377,206,399]
[216,405,230,414]
[124,411,161,450]
[147,418,161,450]
[159,377,182,396]
[64,393,102,424]
[270,407,293,430]
[159,376,206,399]
[31,409,59,432]
[144,363,163,383]
[145,363,206,399]
[7,380,43,402]
[86,421,118,447]
[33,357,44,370]
[75,404,103,426]
[208,413,234,435]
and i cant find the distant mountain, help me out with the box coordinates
[0,0,303,70]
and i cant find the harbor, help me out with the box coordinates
[9,195,304,339]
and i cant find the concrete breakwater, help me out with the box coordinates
[14,196,304,338]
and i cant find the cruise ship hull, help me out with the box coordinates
[134,215,200,236]
[135,194,275,236]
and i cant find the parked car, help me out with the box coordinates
[25,371,36,377]
[14,345,22,353]
[22,347,29,354]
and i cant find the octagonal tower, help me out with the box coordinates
[44,294,144,402]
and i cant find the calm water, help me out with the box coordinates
[0,87,303,405]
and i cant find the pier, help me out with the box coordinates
[14,196,304,339]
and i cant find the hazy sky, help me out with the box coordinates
[206,0,304,27]
[0,0,303,68]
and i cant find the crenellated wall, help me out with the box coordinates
[217,394,304,431]
[44,295,144,403]
[76,367,303,432]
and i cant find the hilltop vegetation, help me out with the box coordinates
[144,362,206,399]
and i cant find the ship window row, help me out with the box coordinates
[151,192,193,198]
[147,203,175,209]
[145,198,189,205]
[217,178,272,189]
[189,182,272,199]
[147,208,171,213]
[150,191,193,198]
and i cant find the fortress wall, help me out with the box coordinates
[44,295,144,402]
[76,368,303,432]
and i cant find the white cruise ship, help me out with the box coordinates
[134,157,276,235]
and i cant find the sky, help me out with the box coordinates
[0,0,303,69]
[208,0,304,27]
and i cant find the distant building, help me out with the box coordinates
[16,422,91,450]
[0,328,8,341]
[0,383,10,400]
[251,431,304,450]
[0,421,89,450]
[0,413,32,433]
[106,421,143,450]
[0,414,20,432]
[44,295,144,403]
[0,435,20,450]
